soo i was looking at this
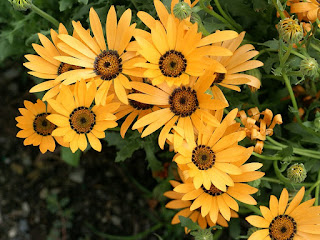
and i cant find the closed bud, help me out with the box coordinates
[8,0,32,11]
[278,18,303,44]
[287,163,307,183]
[191,229,213,240]
[300,57,319,79]
[314,112,320,130]
[173,1,192,20]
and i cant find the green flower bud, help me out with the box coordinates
[300,57,319,79]
[278,18,303,44]
[8,0,32,11]
[173,1,192,20]
[314,116,320,130]
[287,163,307,183]
[191,229,213,240]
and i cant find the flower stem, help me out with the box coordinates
[273,161,314,187]
[239,203,261,215]
[316,171,320,205]
[199,0,236,31]
[213,0,242,32]
[31,4,59,28]
[252,152,304,161]
[271,0,286,19]
[282,72,299,112]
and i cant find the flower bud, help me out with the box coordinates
[287,163,307,183]
[8,0,32,11]
[300,57,319,79]
[191,229,213,240]
[173,1,192,20]
[278,17,303,44]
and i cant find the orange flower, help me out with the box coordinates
[290,0,320,22]
[238,108,283,154]
[246,187,320,240]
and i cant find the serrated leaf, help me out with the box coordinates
[59,0,75,11]
[261,39,279,50]
[115,140,142,162]
[61,147,81,167]
[179,216,202,231]
[277,146,293,158]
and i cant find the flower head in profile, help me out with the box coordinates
[16,99,68,153]
[55,7,144,105]
[128,73,229,149]
[174,109,254,191]
[46,80,120,153]
[24,24,84,101]
[208,31,263,95]
[246,187,320,240]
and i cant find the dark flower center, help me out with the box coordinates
[169,86,199,117]
[269,215,297,240]
[201,184,225,196]
[33,113,56,136]
[129,89,153,110]
[69,107,96,134]
[192,145,216,170]
[94,50,122,80]
[58,63,83,75]
[159,50,187,77]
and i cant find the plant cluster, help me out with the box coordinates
[7,0,320,239]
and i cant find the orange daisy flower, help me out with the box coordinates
[173,160,264,224]
[16,99,68,153]
[134,13,238,87]
[290,0,320,23]
[246,187,320,240]
[238,107,283,154]
[173,109,252,191]
[115,77,160,138]
[128,73,228,149]
[46,80,120,153]
[54,7,144,105]
[164,167,238,232]
[24,23,84,101]
[209,31,263,94]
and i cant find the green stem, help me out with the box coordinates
[213,0,242,32]
[239,203,261,215]
[273,161,314,187]
[30,4,59,28]
[130,0,139,11]
[212,229,223,240]
[305,178,320,198]
[316,171,320,205]
[261,177,283,184]
[281,44,293,67]
[199,0,236,31]
[86,222,163,240]
[291,49,307,60]
[282,72,299,112]
[272,0,286,19]
[253,49,278,60]
[264,144,320,160]
[198,20,210,36]
[266,136,286,148]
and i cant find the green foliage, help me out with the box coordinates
[105,130,162,171]
[60,147,81,167]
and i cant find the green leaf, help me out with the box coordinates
[61,147,81,167]
[261,39,279,51]
[179,216,201,231]
[252,0,268,12]
[59,0,75,11]
[229,218,241,239]
[153,180,171,202]
[78,0,88,4]
[277,146,293,159]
